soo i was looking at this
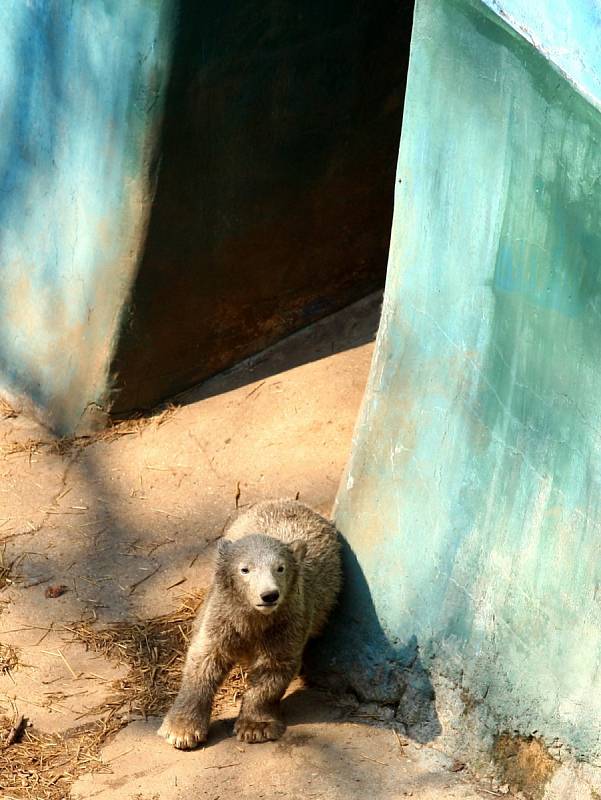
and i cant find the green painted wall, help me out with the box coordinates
[332,0,601,762]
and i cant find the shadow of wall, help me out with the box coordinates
[109,0,414,413]
[304,535,441,744]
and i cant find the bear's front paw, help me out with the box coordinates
[158,710,208,750]
[234,717,285,743]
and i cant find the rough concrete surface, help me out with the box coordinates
[1,294,499,798]
[71,688,490,800]
[331,0,601,791]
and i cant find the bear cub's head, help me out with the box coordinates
[216,535,307,615]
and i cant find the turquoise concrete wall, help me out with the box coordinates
[334,0,601,761]
[0,1,174,433]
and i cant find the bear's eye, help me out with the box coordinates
[277,565,285,573]
[240,566,250,575]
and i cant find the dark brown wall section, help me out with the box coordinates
[109,0,413,413]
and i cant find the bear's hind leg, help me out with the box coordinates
[234,656,300,744]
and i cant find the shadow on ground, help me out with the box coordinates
[305,534,442,743]
[132,291,382,411]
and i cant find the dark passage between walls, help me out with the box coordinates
[109,0,414,413]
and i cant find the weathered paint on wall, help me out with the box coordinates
[0,2,411,427]
[482,0,601,111]
[332,0,601,765]
[0,1,175,433]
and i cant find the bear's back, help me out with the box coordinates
[224,499,341,637]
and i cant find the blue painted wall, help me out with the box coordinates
[0,1,175,433]
[334,0,601,764]
[0,1,411,430]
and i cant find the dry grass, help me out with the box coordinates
[0,438,72,458]
[0,642,20,675]
[93,403,176,445]
[0,713,119,800]
[67,590,247,719]
[0,545,23,592]
[0,590,246,800]
[67,590,202,719]
[0,404,176,460]
[0,546,22,615]
[0,398,18,420]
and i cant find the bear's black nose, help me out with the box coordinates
[260,591,280,605]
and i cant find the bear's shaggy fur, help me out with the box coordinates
[158,499,341,749]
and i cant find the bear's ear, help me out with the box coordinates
[290,540,307,562]
[217,539,232,559]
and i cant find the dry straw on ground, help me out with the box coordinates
[0,713,118,800]
[0,590,245,800]
[0,547,21,615]
[0,398,17,420]
[0,642,20,676]
[0,545,23,593]
[0,403,176,459]
[66,590,246,719]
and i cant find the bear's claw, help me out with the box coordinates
[158,712,208,750]
[234,717,285,743]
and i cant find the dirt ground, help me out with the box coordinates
[0,293,499,799]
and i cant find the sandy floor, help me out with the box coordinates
[0,293,496,799]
